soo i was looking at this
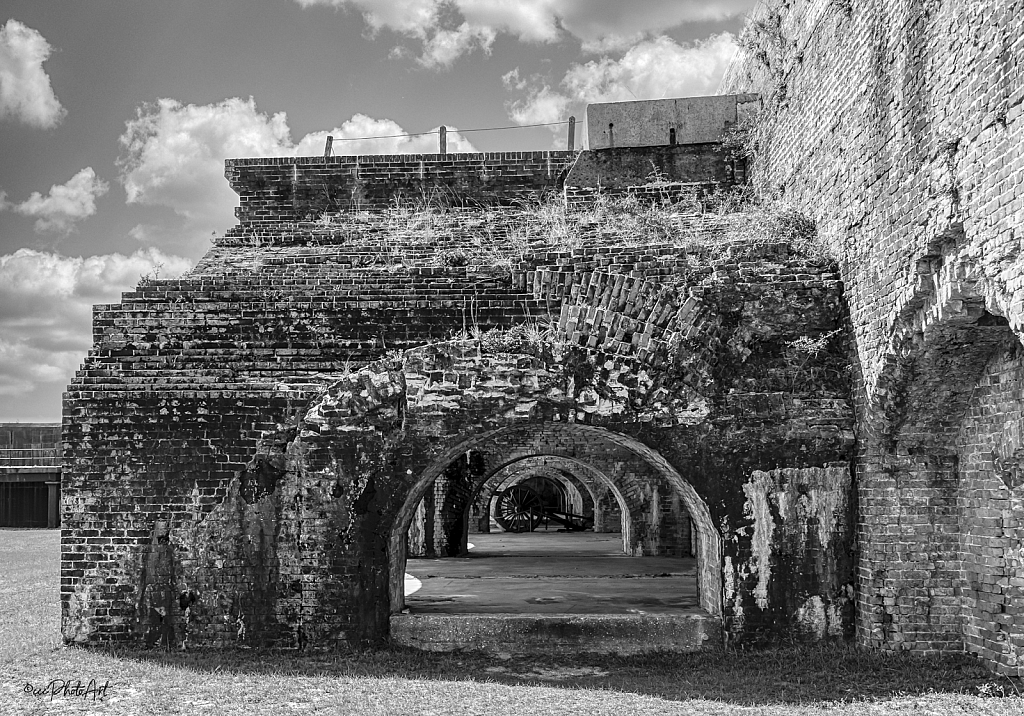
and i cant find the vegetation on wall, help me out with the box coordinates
[738,6,790,108]
[307,189,828,272]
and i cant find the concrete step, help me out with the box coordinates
[390,612,720,655]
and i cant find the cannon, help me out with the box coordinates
[494,484,593,533]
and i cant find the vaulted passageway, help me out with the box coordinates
[389,422,721,620]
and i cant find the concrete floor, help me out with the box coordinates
[404,531,701,615]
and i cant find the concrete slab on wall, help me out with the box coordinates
[586,94,760,149]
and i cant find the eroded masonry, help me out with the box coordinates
[61,0,1024,674]
[61,92,858,653]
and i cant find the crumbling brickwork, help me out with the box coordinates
[721,0,1024,674]
[62,151,854,651]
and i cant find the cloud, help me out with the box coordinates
[293,0,751,65]
[6,167,109,234]
[0,248,191,403]
[553,1,750,52]
[296,113,477,155]
[505,33,739,141]
[0,19,65,128]
[118,97,292,238]
[118,97,477,256]
[503,69,570,125]
[420,23,497,67]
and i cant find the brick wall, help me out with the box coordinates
[957,338,1024,670]
[721,0,1024,673]
[226,152,575,223]
[563,144,736,192]
[63,144,855,650]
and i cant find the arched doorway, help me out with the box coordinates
[861,256,1024,670]
[389,422,722,619]
[470,454,628,546]
[473,455,621,538]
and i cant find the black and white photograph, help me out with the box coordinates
[1,1,1022,713]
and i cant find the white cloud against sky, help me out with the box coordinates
[0,19,64,128]
[295,0,751,65]
[3,167,109,235]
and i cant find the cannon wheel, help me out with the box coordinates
[495,485,544,533]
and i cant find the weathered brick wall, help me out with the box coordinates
[721,0,1024,672]
[62,261,546,645]
[226,152,575,222]
[63,151,855,650]
[721,0,1023,384]
[563,144,736,192]
[957,338,1024,668]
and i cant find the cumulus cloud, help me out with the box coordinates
[0,19,65,128]
[118,97,292,235]
[293,0,750,65]
[296,113,477,155]
[118,97,477,255]
[5,167,109,234]
[505,33,739,141]
[0,248,191,404]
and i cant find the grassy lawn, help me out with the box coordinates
[2,530,1021,715]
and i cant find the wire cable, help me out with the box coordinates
[459,120,569,133]
[325,119,570,143]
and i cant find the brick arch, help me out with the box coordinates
[861,252,1024,668]
[868,252,1022,451]
[295,335,723,633]
[470,455,626,542]
[473,459,600,532]
[451,422,693,556]
[389,422,722,617]
[868,250,1018,411]
[532,268,721,403]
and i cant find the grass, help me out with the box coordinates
[296,189,829,271]
[2,529,1022,715]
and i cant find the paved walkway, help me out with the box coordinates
[405,531,701,615]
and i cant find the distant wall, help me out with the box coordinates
[586,94,760,149]
[0,423,60,528]
[0,423,60,449]
[226,152,575,222]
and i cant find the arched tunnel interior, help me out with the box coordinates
[396,423,717,621]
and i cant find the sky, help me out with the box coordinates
[0,0,755,422]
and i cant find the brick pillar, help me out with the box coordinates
[46,480,59,528]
